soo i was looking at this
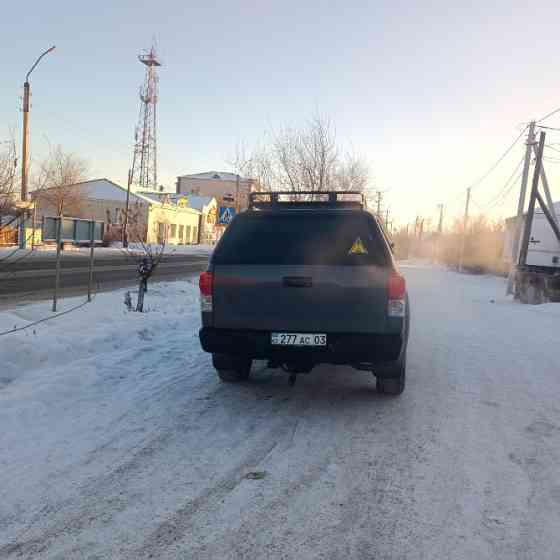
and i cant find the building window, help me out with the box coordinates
[192,226,198,243]
[178,225,184,243]
[186,225,192,244]
[170,224,177,238]
[157,222,166,244]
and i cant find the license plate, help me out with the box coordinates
[271,333,327,346]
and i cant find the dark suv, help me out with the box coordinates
[199,191,410,395]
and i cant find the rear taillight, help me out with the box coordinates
[199,271,213,312]
[388,273,406,318]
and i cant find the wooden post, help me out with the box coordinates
[87,219,95,302]
[532,140,559,228]
[518,132,546,267]
[52,216,63,312]
[458,188,471,272]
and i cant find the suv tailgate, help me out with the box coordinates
[213,264,389,332]
[211,210,392,334]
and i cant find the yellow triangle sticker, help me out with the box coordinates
[349,237,368,255]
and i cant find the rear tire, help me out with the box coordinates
[212,354,252,382]
[375,356,406,396]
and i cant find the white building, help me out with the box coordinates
[184,195,220,244]
[176,171,258,211]
[33,179,202,245]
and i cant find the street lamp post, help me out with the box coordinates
[21,45,55,202]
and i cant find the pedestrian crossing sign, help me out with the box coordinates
[349,237,368,255]
[218,206,236,225]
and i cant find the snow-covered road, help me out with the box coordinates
[1,265,559,559]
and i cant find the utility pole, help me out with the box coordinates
[21,46,56,201]
[385,207,389,229]
[235,174,240,213]
[21,83,30,202]
[19,46,55,250]
[437,204,444,234]
[509,121,535,271]
[458,188,471,272]
[435,204,444,263]
[375,191,382,218]
[518,132,546,267]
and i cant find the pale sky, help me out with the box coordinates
[2,0,560,227]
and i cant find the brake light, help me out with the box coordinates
[388,273,406,318]
[388,273,406,299]
[199,271,213,312]
[199,271,213,296]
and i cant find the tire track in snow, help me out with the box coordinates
[132,415,301,559]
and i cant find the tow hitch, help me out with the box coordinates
[266,361,313,385]
[280,363,314,386]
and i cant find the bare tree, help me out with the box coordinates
[0,134,18,223]
[230,141,274,192]
[231,114,371,195]
[0,133,20,249]
[121,220,166,312]
[333,151,370,192]
[33,145,89,216]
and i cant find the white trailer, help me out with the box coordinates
[504,202,560,270]
[505,201,560,302]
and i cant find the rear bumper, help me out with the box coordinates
[199,327,404,365]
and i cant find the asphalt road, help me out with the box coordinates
[1,265,559,559]
[0,249,209,306]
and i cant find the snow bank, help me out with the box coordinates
[0,280,201,388]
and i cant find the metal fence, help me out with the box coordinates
[42,217,104,243]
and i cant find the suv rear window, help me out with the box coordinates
[212,212,389,266]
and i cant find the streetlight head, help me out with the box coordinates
[26,45,57,81]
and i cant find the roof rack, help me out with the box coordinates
[248,191,365,211]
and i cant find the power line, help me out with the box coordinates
[442,126,528,211]
[545,144,560,154]
[536,125,560,131]
[482,167,524,211]
[536,106,560,123]
[424,118,554,223]
[479,157,524,209]
[465,125,528,193]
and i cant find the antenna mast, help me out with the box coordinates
[130,44,161,191]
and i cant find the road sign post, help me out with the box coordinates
[87,219,95,302]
